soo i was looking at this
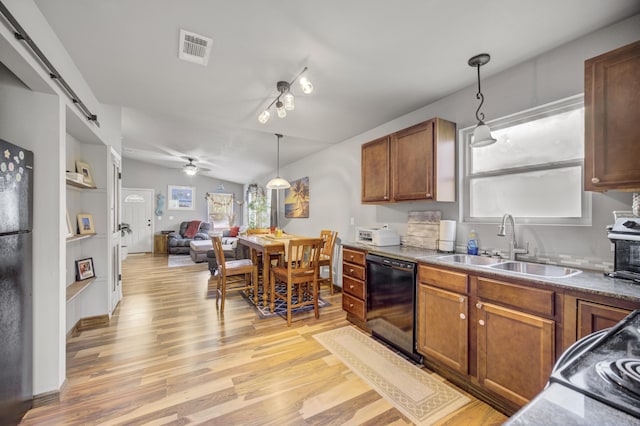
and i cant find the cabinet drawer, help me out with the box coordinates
[343,293,366,321]
[343,262,365,281]
[343,275,365,299]
[477,277,554,318]
[419,264,468,294]
[343,248,366,266]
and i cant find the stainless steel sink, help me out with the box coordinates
[488,261,582,278]
[437,254,506,266]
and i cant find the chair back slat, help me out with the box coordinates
[320,229,337,257]
[212,236,226,274]
[286,238,322,277]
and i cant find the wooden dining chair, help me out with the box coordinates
[318,230,338,294]
[270,238,323,326]
[211,236,258,313]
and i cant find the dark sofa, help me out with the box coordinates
[167,221,211,254]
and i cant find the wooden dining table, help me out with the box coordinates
[237,234,303,309]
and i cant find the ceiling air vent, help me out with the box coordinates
[178,29,212,66]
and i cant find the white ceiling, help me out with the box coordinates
[34,0,640,184]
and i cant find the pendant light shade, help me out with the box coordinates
[468,53,497,148]
[266,134,290,190]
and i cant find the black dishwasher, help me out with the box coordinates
[366,253,422,362]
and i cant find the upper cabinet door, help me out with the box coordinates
[361,136,391,203]
[392,120,434,201]
[585,40,640,192]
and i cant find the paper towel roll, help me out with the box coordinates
[438,220,457,252]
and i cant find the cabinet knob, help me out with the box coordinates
[384,196,389,200]
[591,177,600,184]
[349,285,354,289]
[349,303,354,308]
[460,313,466,320]
[476,302,483,309]
[479,319,485,326]
[349,255,354,260]
[459,297,465,303]
[349,269,354,274]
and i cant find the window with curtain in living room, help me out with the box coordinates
[206,193,235,230]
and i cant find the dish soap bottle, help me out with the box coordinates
[467,230,478,255]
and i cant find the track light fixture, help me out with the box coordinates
[183,158,198,176]
[468,53,497,148]
[258,67,314,124]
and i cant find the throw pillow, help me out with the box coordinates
[229,226,240,237]
[183,220,202,238]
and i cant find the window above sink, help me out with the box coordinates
[460,95,591,226]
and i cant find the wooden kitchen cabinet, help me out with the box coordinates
[361,117,456,203]
[342,247,367,326]
[584,40,640,192]
[476,301,555,407]
[577,300,631,338]
[475,277,556,407]
[417,265,469,373]
[361,136,391,202]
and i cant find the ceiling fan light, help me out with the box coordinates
[471,122,497,148]
[266,176,290,189]
[283,91,295,110]
[299,76,313,94]
[183,164,198,175]
[258,109,271,124]
[276,100,287,118]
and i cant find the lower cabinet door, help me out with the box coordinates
[477,302,555,407]
[577,300,631,339]
[416,284,468,373]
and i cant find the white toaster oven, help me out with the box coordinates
[356,227,400,246]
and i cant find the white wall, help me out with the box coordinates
[122,158,245,233]
[0,0,124,396]
[276,15,640,271]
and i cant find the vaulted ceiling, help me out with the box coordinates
[35,0,640,183]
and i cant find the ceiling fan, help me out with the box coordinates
[181,157,211,176]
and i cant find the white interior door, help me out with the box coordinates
[110,151,122,312]
[122,188,154,253]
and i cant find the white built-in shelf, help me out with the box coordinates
[66,233,95,243]
[66,277,96,302]
[65,178,96,189]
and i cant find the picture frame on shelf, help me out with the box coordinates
[66,210,74,238]
[75,160,94,187]
[75,257,95,281]
[168,185,195,210]
[77,213,95,235]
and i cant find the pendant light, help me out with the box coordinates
[468,53,497,148]
[266,134,290,190]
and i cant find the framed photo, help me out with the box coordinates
[168,185,195,210]
[75,160,94,187]
[284,176,309,218]
[66,210,74,238]
[75,257,95,281]
[77,213,96,235]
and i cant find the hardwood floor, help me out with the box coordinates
[22,254,507,425]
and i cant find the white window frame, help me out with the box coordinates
[459,94,591,226]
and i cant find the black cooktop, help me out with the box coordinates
[549,310,640,418]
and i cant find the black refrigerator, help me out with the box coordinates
[0,138,33,425]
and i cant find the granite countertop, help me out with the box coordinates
[504,383,639,425]
[342,242,640,303]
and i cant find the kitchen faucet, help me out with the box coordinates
[497,213,529,261]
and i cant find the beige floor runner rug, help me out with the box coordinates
[314,326,470,425]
